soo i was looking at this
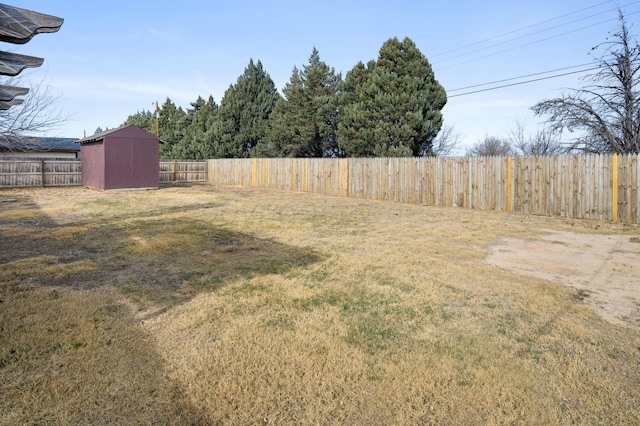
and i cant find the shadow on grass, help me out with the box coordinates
[0,192,321,423]
[1,194,321,307]
[85,214,321,311]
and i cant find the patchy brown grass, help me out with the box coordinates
[1,184,639,425]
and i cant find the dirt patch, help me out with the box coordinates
[487,231,640,330]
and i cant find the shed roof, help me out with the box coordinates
[76,125,165,144]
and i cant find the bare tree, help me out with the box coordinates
[532,12,640,154]
[0,73,68,151]
[430,124,463,157]
[509,120,568,156]
[466,135,512,157]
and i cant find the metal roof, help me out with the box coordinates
[76,125,165,144]
[76,125,134,144]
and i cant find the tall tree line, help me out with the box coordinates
[123,37,447,159]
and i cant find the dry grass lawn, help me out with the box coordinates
[1,184,639,425]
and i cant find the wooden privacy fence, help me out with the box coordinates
[208,155,640,224]
[159,160,207,183]
[0,159,207,188]
[0,159,81,187]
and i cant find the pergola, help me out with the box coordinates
[0,3,63,110]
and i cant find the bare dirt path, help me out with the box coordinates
[487,231,640,330]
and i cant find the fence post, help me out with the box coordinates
[505,156,512,213]
[40,160,45,187]
[612,154,618,222]
[173,160,177,182]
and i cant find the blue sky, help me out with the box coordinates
[7,1,639,153]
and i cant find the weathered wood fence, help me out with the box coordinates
[159,160,208,183]
[207,155,640,224]
[3,156,638,223]
[0,159,207,188]
[0,159,82,187]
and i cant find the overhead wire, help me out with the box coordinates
[429,0,618,60]
[435,9,640,71]
[434,1,639,98]
[433,0,640,65]
[447,66,601,98]
[447,62,600,92]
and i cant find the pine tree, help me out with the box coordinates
[123,110,155,134]
[267,48,342,157]
[185,96,207,127]
[336,61,377,156]
[171,96,218,159]
[214,59,280,157]
[157,98,187,158]
[338,37,447,157]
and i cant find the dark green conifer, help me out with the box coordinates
[267,48,342,157]
[338,37,446,157]
[215,59,281,157]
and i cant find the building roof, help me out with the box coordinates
[76,125,165,144]
[0,136,80,152]
[76,125,128,144]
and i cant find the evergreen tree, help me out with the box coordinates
[267,48,342,157]
[123,110,155,134]
[214,59,281,157]
[335,61,377,156]
[171,96,218,159]
[337,37,447,157]
[157,98,187,158]
[183,96,206,128]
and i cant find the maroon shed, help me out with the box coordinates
[77,125,162,190]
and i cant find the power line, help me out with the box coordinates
[433,1,640,65]
[430,0,617,60]
[447,62,600,92]
[428,2,638,99]
[448,66,600,98]
[435,9,639,71]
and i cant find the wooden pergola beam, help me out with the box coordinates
[0,84,29,101]
[0,3,63,44]
[0,50,44,76]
